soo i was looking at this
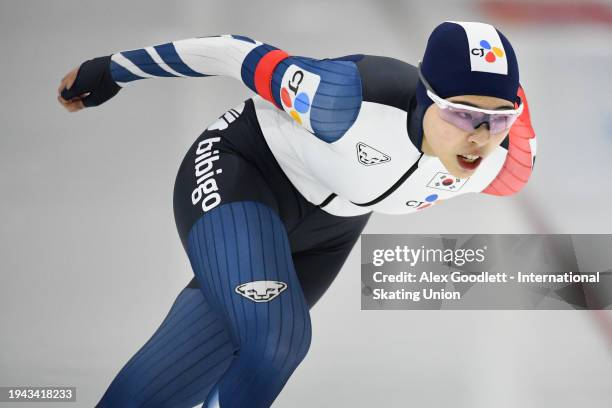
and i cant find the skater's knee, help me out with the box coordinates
[239,320,312,377]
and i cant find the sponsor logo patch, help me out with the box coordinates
[472,39,505,64]
[450,21,508,75]
[192,137,223,212]
[235,280,288,302]
[356,142,391,165]
[406,194,441,210]
[280,64,321,132]
[207,102,245,131]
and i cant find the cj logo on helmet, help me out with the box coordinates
[280,64,321,133]
[471,40,505,63]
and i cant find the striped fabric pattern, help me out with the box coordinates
[109,35,261,86]
[95,287,235,407]
[108,34,362,143]
[271,56,363,142]
[187,201,312,408]
[96,201,312,407]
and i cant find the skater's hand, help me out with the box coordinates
[57,66,86,112]
[57,56,121,112]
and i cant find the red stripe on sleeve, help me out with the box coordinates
[254,49,289,108]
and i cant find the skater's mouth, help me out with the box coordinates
[456,153,483,171]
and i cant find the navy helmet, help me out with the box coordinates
[416,21,520,113]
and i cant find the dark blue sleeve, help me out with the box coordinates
[264,55,364,143]
[257,54,420,143]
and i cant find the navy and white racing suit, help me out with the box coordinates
[90,34,536,408]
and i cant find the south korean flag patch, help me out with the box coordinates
[427,172,468,192]
[450,21,508,75]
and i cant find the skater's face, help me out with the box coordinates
[421,94,515,179]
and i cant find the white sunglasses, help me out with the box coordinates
[418,61,523,133]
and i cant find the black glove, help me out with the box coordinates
[61,55,121,107]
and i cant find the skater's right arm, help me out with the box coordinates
[56,34,364,142]
[57,35,278,111]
